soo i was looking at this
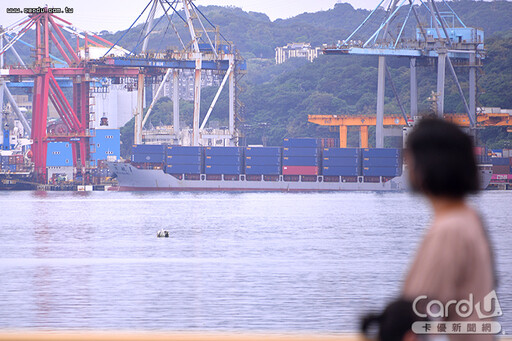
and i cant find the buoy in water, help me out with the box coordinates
[157,229,169,238]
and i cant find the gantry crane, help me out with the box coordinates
[322,0,485,147]
[308,112,512,148]
[103,0,246,147]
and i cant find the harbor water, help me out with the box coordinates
[0,191,510,333]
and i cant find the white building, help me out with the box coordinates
[91,83,137,129]
[275,43,321,64]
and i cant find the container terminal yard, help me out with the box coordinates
[0,0,512,191]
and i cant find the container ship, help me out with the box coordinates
[108,138,492,192]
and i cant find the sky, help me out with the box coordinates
[0,0,380,33]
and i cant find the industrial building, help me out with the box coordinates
[275,43,321,64]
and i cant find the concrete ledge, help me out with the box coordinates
[0,333,509,341]
[0,333,367,341]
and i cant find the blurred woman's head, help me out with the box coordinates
[406,117,479,199]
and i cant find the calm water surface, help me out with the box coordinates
[0,191,510,333]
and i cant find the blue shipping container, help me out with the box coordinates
[204,147,241,156]
[245,165,281,175]
[362,157,400,167]
[322,166,360,176]
[245,156,281,166]
[363,166,402,177]
[205,164,242,174]
[91,129,120,162]
[362,148,401,158]
[47,142,73,167]
[205,155,242,165]
[283,147,319,157]
[132,153,165,163]
[165,164,202,174]
[491,158,509,166]
[323,148,359,158]
[245,147,281,157]
[283,138,321,148]
[282,156,319,166]
[323,157,360,167]
[166,146,202,156]
[133,144,165,154]
[166,155,202,164]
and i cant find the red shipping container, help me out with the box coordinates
[282,165,318,175]
[492,165,510,175]
[474,147,485,156]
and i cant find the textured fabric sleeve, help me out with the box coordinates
[403,222,469,303]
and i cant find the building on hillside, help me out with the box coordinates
[275,43,321,64]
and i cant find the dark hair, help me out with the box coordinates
[406,117,479,198]
[361,299,421,341]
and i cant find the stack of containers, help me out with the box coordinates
[491,157,511,175]
[1,155,9,171]
[474,146,491,164]
[93,160,112,180]
[362,148,402,177]
[204,147,242,175]
[321,138,339,148]
[165,146,203,175]
[14,154,24,171]
[245,147,281,175]
[322,148,360,176]
[282,138,320,175]
[7,155,17,171]
[131,144,165,169]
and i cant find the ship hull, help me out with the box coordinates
[0,173,36,190]
[108,162,405,192]
[108,162,493,192]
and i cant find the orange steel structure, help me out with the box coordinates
[308,113,512,148]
